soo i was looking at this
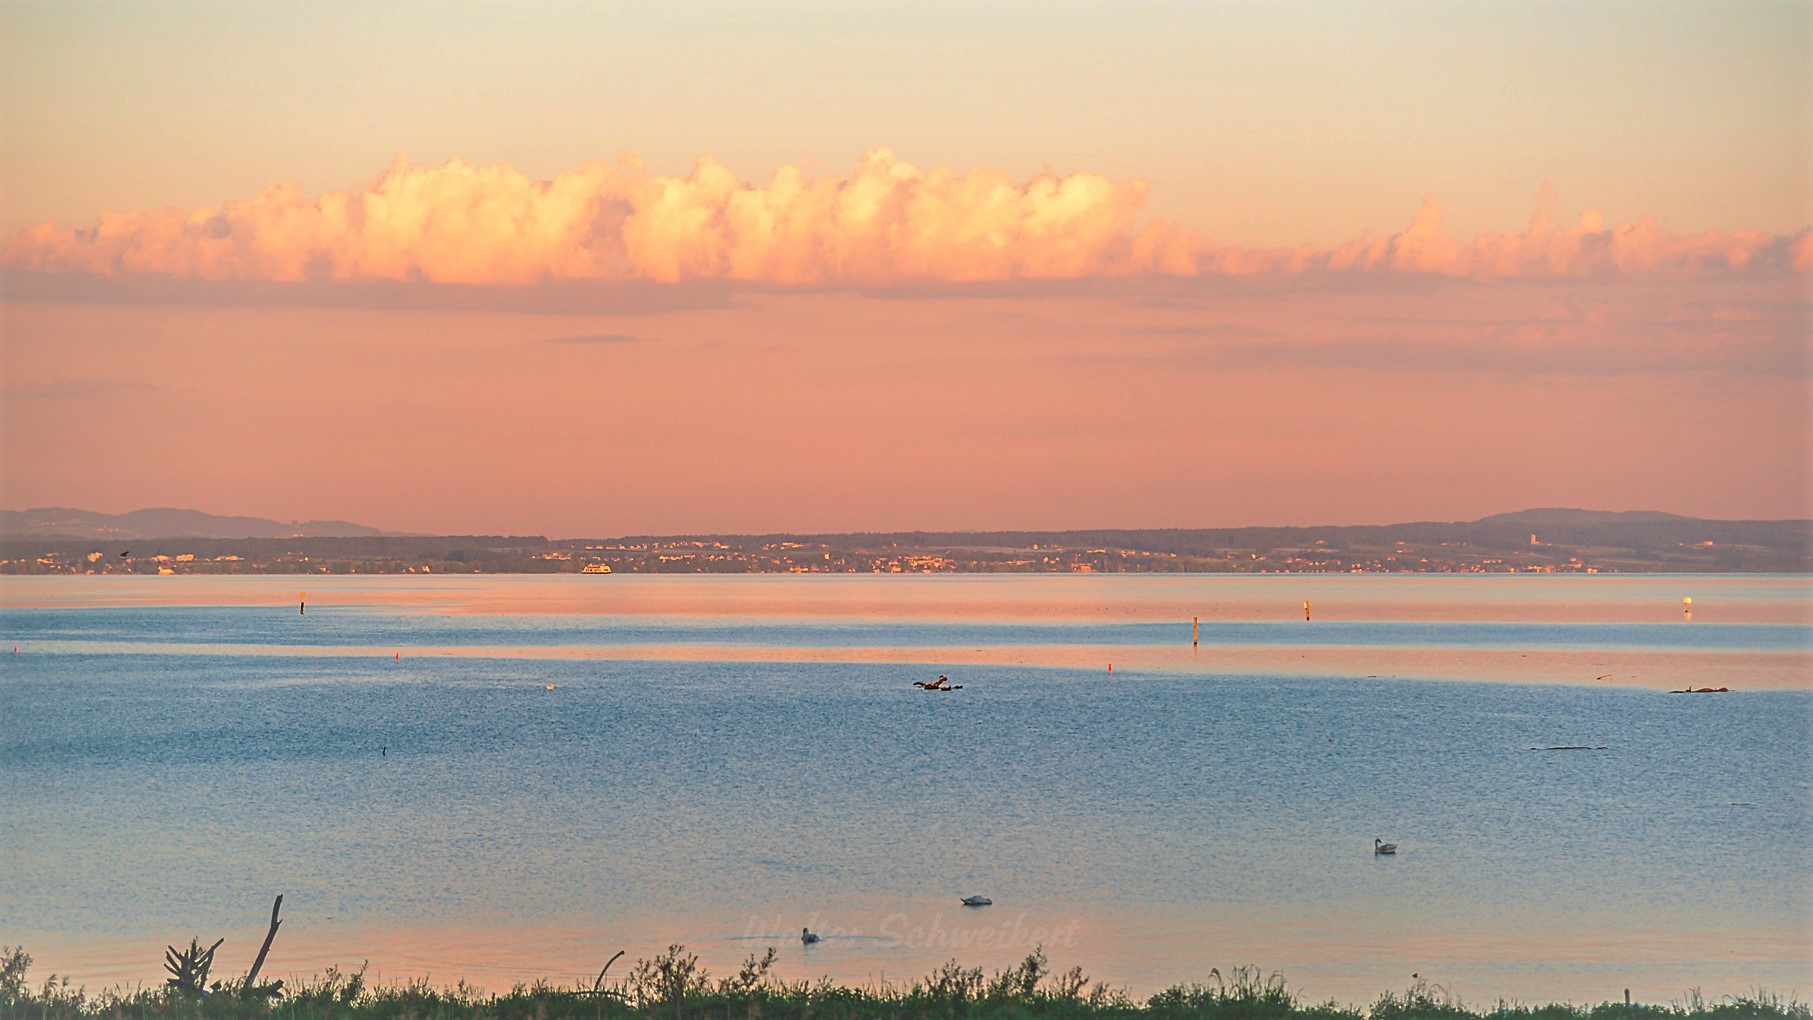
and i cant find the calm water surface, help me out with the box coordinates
[1,575,1808,1004]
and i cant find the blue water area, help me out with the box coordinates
[2,576,1809,1000]
[3,603,1807,652]
[2,642,1809,998]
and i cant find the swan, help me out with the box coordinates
[960,895,992,907]
[800,927,821,945]
[1374,838,1397,855]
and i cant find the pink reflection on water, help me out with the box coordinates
[16,639,1811,691]
[5,574,1810,625]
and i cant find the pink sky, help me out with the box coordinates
[1,3,1807,536]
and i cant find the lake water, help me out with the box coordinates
[1,574,1808,1005]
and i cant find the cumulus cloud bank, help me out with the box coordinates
[1305,185,1810,279]
[3,151,1186,286]
[3,154,1806,287]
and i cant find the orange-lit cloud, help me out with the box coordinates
[1315,184,1812,279]
[1,151,1187,286]
[1192,185,1810,279]
[2,154,1806,287]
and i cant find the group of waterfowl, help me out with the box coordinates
[911,671,1401,921]
[800,895,991,944]
[912,675,964,691]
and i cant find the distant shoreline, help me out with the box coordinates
[3,508,1809,576]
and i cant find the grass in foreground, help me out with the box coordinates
[2,945,1805,1020]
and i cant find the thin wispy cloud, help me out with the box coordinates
[1078,318,1806,378]
[0,379,160,401]
[546,332,643,345]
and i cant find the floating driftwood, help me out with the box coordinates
[1529,745,1609,751]
[1668,687,1732,694]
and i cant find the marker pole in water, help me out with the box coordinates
[1304,600,1311,621]
[300,591,306,616]
[1108,663,1113,674]
[1192,617,1199,647]
[1683,595,1692,620]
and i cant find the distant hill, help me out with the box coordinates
[694,508,1810,558]
[0,507,383,540]
[1473,508,1691,526]
[1440,508,1806,552]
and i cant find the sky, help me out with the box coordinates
[1,0,1809,536]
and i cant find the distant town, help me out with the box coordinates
[2,507,1807,575]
